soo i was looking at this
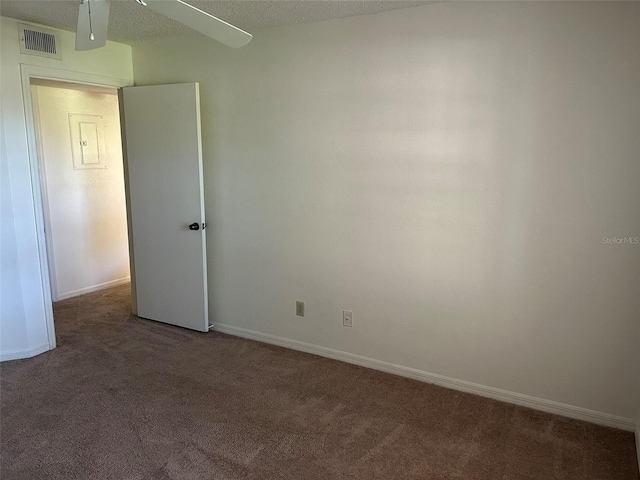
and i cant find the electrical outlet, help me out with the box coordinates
[296,301,305,317]
[343,310,352,327]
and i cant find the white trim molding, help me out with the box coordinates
[56,277,131,301]
[636,422,640,473]
[0,343,50,362]
[212,323,636,432]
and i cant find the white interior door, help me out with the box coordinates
[120,83,208,332]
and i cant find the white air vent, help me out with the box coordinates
[18,23,61,60]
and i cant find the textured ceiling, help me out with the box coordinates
[0,0,434,45]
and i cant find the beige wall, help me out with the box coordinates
[31,83,130,300]
[131,1,640,421]
[0,16,133,359]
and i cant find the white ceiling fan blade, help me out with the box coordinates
[144,0,252,48]
[76,0,110,51]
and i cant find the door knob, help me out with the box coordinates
[188,222,200,231]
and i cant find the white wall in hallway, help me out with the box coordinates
[132,1,640,422]
[31,83,130,301]
[0,16,133,360]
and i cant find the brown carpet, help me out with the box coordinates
[1,285,638,480]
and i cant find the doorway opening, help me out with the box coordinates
[29,78,131,334]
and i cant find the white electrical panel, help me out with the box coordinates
[69,113,107,170]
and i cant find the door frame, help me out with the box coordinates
[20,64,133,351]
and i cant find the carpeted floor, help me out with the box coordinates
[1,285,638,480]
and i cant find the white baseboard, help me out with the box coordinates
[0,343,50,362]
[212,323,635,432]
[56,277,130,301]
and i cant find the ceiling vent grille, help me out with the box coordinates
[18,23,62,60]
